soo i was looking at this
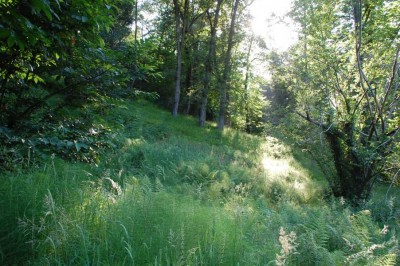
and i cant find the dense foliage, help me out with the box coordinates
[0,0,399,264]
[266,0,400,203]
[0,0,159,167]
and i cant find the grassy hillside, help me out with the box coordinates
[0,100,399,265]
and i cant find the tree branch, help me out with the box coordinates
[296,111,322,127]
[14,69,108,127]
[380,44,400,120]
[333,68,351,114]
[385,168,400,202]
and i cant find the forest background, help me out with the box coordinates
[0,0,399,264]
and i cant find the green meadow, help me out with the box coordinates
[1,100,398,265]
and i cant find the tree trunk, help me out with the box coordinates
[172,47,183,116]
[134,0,139,42]
[325,127,374,203]
[297,112,376,204]
[199,0,223,127]
[244,35,254,133]
[186,95,191,114]
[199,96,208,127]
[172,0,189,117]
[184,47,193,115]
[218,0,240,130]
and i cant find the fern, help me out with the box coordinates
[307,214,330,248]
[154,177,165,192]
[295,232,341,266]
[295,212,349,265]
[345,235,399,266]
[348,211,374,245]
[155,164,166,181]
[373,253,397,266]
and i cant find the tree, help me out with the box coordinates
[0,0,115,129]
[0,0,162,132]
[199,0,224,127]
[172,0,190,117]
[288,0,400,203]
[217,0,240,130]
[264,51,295,124]
[227,33,268,133]
[138,0,266,132]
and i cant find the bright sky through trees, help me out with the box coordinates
[250,0,297,51]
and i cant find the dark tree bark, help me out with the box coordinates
[218,0,240,130]
[244,34,254,133]
[134,0,139,42]
[172,0,189,117]
[199,0,223,127]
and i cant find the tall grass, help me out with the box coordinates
[0,100,398,265]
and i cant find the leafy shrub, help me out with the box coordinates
[0,106,120,170]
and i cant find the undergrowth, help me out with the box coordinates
[0,99,399,265]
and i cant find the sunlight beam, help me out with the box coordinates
[249,0,297,51]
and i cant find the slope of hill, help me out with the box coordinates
[0,100,398,265]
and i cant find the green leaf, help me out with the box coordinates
[74,141,88,152]
[39,138,49,145]
[72,15,89,23]
[43,7,52,20]
[31,0,42,12]
[66,141,74,148]
[32,74,44,84]
[49,137,59,145]
[0,27,10,39]
[50,7,60,20]
[24,18,34,29]
[7,34,15,47]
[14,34,25,50]
[31,0,53,20]
[97,36,105,47]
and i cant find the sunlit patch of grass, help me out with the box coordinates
[260,136,327,204]
[262,156,292,179]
